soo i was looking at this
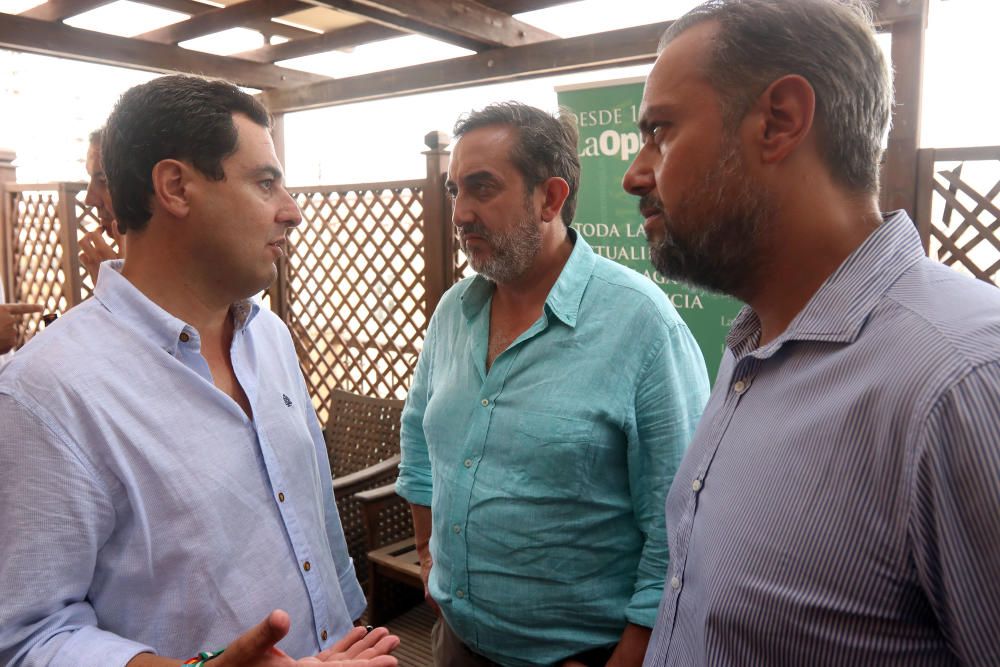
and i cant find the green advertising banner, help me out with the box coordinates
[557,78,743,380]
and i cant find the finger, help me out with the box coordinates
[225,609,290,662]
[2,304,44,315]
[341,628,390,657]
[327,626,368,653]
[353,634,400,659]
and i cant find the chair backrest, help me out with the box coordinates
[325,389,405,477]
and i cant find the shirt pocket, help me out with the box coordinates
[505,410,594,500]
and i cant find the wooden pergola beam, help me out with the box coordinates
[873,0,928,28]
[135,0,305,44]
[235,21,402,62]
[0,12,329,89]
[19,0,115,21]
[309,0,556,51]
[261,20,669,113]
[133,0,318,40]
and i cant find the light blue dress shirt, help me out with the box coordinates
[397,232,710,666]
[644,212,1000,666]
[0,261,365,667]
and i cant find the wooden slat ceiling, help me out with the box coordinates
[0,0,926,109]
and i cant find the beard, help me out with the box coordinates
[645,139,772,297]
[459,197,542,285]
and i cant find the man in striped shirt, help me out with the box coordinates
[623,0,1000,665]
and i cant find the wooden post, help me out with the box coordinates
[422,130,451,322]
[57,183,83,308]
[0,150,14,301]
[880,2,928,220]
[914,148,936,252]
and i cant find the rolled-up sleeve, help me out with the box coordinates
[395,314,437,508]
[0,395,155,667]
[625,320,709,627]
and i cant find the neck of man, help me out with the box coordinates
[740,179,883,348]
[121,219,237,346]
[492,221,574,312]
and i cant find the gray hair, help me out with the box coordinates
[662,0,893,195]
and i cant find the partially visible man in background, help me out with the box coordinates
[78,126,122,281]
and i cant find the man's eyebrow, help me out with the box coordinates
[253,165,283,180]
[637,103,678,132]
[446,170,500,192]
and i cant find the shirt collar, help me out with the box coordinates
[459,227,597,328]
[94,260,261,354]
[727,210,925,358]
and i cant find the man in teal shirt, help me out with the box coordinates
[396,102,709,667]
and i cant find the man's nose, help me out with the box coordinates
[622,147,655,196]
[279,187,302,227]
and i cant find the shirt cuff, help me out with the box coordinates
[624,585,662,629]
[53,626,156,667]
[395,472,432,507]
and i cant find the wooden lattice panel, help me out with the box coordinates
[5,189,69,346]
[286,183,427,424]
[919,148,1000,287]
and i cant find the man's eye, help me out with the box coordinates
[646,123,669,144]
[260,179,274,191]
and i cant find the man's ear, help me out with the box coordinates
[539,176,571,224]
[750,74,816,165]
[151,159,192,219]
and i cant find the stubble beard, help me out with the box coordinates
[647,139,772,297]
[459,198,542,285]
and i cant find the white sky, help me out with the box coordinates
[0,0,997,184]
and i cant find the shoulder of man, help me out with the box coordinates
[886,256,1000,373]
[586,254,687,327]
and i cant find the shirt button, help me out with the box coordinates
[179,332,190,343]
[464,459,473,468]
[692,479,702,492]
[481,399,489,407]
[671,576,681,590]
[303,561,311,572]
[278,492,285,502]
[733,380,747,394]
[456,589,465,598]
[453,524,461,534]
[321,630,328,641]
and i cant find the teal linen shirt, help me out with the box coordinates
[396,233,710,666]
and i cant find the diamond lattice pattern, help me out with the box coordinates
[8,190,69,346]
[287,186,427,424]
[927,159,1000,286]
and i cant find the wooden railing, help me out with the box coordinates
[916,146,1000,287]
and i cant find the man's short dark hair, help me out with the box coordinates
[453,102,581,226]
[102,75,271,233]
[662,0,892,195]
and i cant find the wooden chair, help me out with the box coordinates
[326,390,405,592]
[356,483,423,624]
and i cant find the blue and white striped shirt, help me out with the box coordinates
[0,261,365,666]
[644,211,1000,666]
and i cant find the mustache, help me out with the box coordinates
[459,222,491,239]
[639,194,664,215]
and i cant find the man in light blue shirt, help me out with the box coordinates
[396,102,709,667]
[0,75,398,667]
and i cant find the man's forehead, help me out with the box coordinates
[449,126,515,180]
[641,21,718,115]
